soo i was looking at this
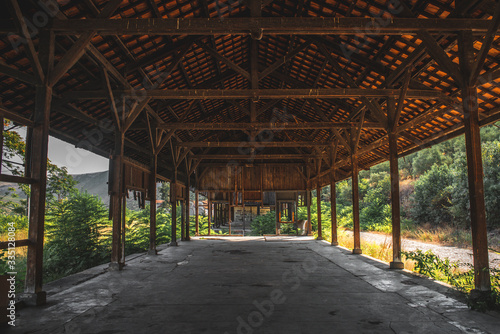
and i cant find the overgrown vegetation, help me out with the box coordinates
[403,250,500,311]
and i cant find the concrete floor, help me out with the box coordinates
[7,237,500,334]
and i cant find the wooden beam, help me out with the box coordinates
[64,88,445,100]
[0,106,34,127]
[51,17,494,35]
[195,154,315,160]
[179,141,330,148]
[0,60,36,85]
[259,41,311,80]
[102,70,121,131]
[49,1,121,87]
[196,40,250,80]
[418,31,462,85]
[8,0,44,82]
[158,121,384,131]
[470,1,500,84]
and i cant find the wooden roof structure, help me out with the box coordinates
[1,0,498,304]
[1,0,499,185]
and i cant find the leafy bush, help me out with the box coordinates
[411,164,453,226]
[250,211,276,235]
[403,250,500,311]
[44,192,110,279]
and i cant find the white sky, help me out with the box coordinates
[10,125,109,175]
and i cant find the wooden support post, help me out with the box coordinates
[307,190,312,235]
[185,175,190,241]
[170,170,178,246]
[0,114,3,174]
[330,172,338,246]
[351,154,362,254]
[459,31,491,292]
[110,131,124,269]
[21,29,53,306]
[121,195,126,264]
[275,203,280,235]
[180,200,185,241]
[148,155,157,255]
[207,193,211,236]
[22,84,52,305]
[316,185,323,240]
[388,97,404,269]
[195,190,199,236]
[389,131,403,268]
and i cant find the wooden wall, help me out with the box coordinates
[199,165,307,191]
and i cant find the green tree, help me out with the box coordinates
[411,164,453,226]
[2,120,77,203]
[44,192,110,279]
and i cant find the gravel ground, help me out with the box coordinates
[345,231,500,269]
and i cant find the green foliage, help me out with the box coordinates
[44,192,111,280]
[411,164,453,226]
[1,121,77,202]
[450,141,500,229]
[250,211,276,235]
[403,250,500,311]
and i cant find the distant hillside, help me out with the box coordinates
[72,171,110,205]
[0,170,142,210]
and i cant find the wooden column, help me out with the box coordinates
[275,203,280,235]
[23,83,52,303]
[180,199,185,241]
[316,185,323,240]
[387,97,404,269]
[330,172,338,246]
[121,195,126,264]
[307,190,312,235]
[170,170,178,245]
[110,131,124,269]
[185,174,190,241]
[351,154,362,254]
[207,193,211,236]
[388,130,403,268]
[195,190,199,236]
[0,114,3,174]
[459,31,490,292]
[21,29,53,305]
[148,155,157,255]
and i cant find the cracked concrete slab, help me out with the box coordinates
[5,237,500,334]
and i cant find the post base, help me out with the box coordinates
[169,241,178,246]
[147,249,157,256]
[331,242,339,246]
[185,236,191,241]
[19,291,46,306]
[469,289,495,309]
[352,248,362,254]
[316,236,323,241]
[108,262,124,271]
[390,261,405,269]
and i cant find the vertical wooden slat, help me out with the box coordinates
[351,154,362,254]
[307,190,312,235]
[459,30,491,292]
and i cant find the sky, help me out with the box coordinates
[11,126,109,175]
[47,135,109,175]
